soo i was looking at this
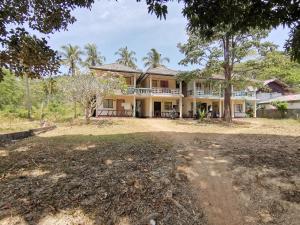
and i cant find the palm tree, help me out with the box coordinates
[84,43,105,67]
[142,48,170,68]
[60,44,83,76]
[115,46,137,69]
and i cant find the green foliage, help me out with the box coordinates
[60,44,83,76]
[0,71,23,110]
[198,109,206,122]
[271,101,288,118]
[142,48,170,68]
[115,47,138,69]
[0,0,93,79]
[84,43,106,67]
[142,0,300,62]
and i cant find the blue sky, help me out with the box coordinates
[47,0,290,72]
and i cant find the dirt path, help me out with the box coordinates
[142,119,254,225]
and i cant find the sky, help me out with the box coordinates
[47,0,290,73]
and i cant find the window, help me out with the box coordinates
[196,82,202,89]
[152,80,158,87]
[164,102,173,110]
[160,80,169,88]
[103,99,113,108]
[235,104,243,112]
[125,77,131,85]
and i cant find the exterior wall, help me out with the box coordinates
[97,96,134,111]
[257,92,282,102]
[144,74,177,89]
[260,100,300,110]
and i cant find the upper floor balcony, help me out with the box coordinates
[187,89,256,99]
[127,87,182,96]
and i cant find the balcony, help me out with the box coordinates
[152,88,180,95]
[188,89,221,98]
[132,87,181,96]
[232,91,256,99]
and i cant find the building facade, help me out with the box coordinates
[91,64,257,118]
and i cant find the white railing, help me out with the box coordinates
[135,88,152,95]
[232,91,256,98]
[152,88,180,95]
[189,89,221,98]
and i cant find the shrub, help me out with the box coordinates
[271,101,288,118]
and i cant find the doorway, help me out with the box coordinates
[154,101,161,117]
[116,99,125,116]
[136,99,144,118]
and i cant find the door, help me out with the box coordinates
[116,99,125,116]
[136,100,144,118]
[154,102,161,117]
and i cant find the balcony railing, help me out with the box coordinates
[232,91,256,99]
[188,89,256,99]
[132,88,181,96]
[188,89,221,98]
[152,88,180,95]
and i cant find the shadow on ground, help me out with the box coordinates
[0,132,299,225]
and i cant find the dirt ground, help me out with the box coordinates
[0,118,299,225]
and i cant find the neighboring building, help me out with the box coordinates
[257,94,300,119]
[257,79,293,102]
[91,64,257,118]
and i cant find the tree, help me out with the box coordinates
[3,31,60,118]
[178,29,269,122]
[141,0,300,63]
[60,44,83,76]
[244,51,300,89]
[115,47,138,69]
[271,101,288,118]
[61,72,126,123]
[84,43,106,67]
[142,48,170,68]
[0,0,94,80]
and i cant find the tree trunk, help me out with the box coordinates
[222,35,232,122]
[85,107,90,124]
[74,102,77,118]
[24,73,32,119]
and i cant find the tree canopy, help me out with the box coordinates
[142,48,170,68]
[60,44,83,76]
[84,43,106,67]
[115,47,138,69]
[141,0,300,63]
[0,0,94,79]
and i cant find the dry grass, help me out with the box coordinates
[0,118,299,225]
[0,116,41,134]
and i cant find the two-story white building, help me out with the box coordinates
[91,64,257,118]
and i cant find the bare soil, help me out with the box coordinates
[0,118,299,225]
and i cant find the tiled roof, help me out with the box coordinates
[263,79,288,87]
[90,63,142,73]
[259,94,300,104]
[146,65,178,76]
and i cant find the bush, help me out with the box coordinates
[271,101,288,118]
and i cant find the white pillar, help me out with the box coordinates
[253,101,257,118]
[134,74,136,87]
[149,75,152,89]
[179,97,183,118]
[219,99,222,118]
[133,96,136,117]
[231,101,235,118]
[193,80,196,97]
[193,98,197,116]
[179,81,182,94]
[243,101,246,113]
[149,97,153,118]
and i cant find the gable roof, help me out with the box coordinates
[90,63,142,74]
[259,94,300,104]
[145,65,178,76]
[263,79,288,87]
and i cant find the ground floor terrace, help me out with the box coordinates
[96,95,183,118]
[96,96,256,118]
[183,97,257,118]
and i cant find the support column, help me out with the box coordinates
[179,81,182,94]
[243,101,246,114]
[231,101,235,118]
[193,98,197,116]
[179,97,183,118]
[193,80,196,97]
[219,99,222,118]
[149,97,153,118]
[253,101,257,118]
[134,75,136,87]
[133,96,136,117]
[149,75,152,89]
